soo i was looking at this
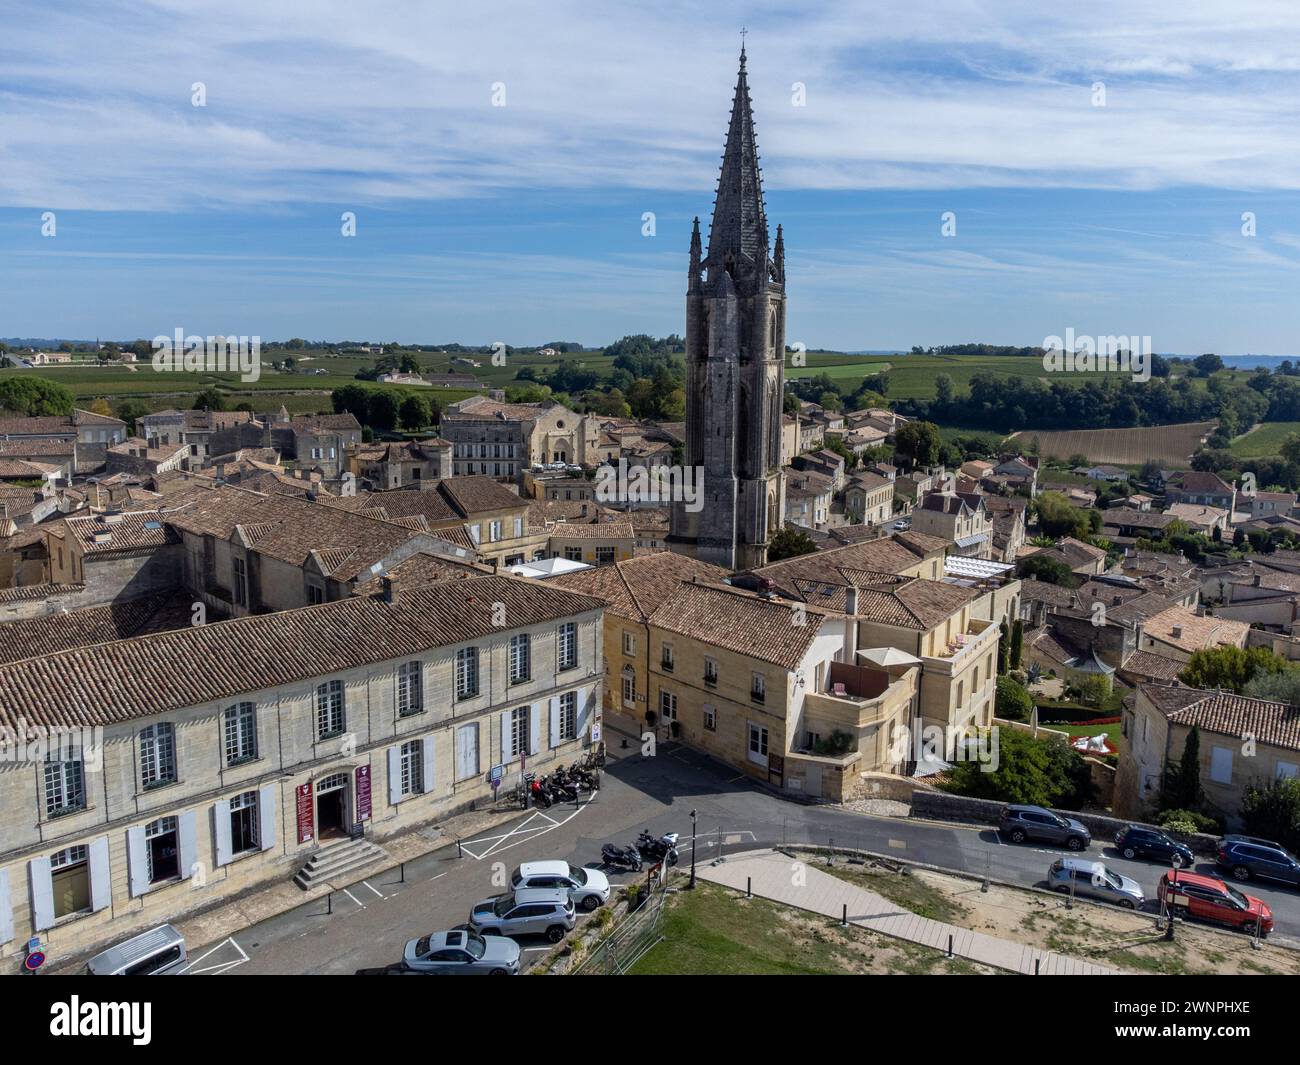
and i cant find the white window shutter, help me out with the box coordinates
[258,785,277,851]
[549,697,561,748]
[384,743,400,806]
[88,835,111,912]
[529,704,541,756]
[577,687,592,739]
[0,869,11,945]
[213,800,232,866]
[28,858,54,932]
[127,826,149,898]
[388,746,403,804]
[421,735,436,795]
[500,710,514,761]
[178,810,198,882]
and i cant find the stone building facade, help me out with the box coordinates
[0,574,604,965]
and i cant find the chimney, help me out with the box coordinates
[307,481,319,500]
[1171,624,1183,639]
[1253,574,1261,587]
[845,586,859,615]
[215,462,226,483]
[381,575,398,604]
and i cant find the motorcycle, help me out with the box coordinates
[601,842,643,871]
[636,830,680,866]
[567,765,598,792]
[547,773,580,802]
[525,774,553,808]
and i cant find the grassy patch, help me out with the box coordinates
[627,883,983,976]
[817,860,969,925]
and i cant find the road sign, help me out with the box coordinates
[24,951,44,971]
[1167,892,1189,908]
[489,764,504,784]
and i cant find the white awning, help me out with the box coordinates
[508,557,592,579]
[856,646,923,668]
[944,555,1013,580]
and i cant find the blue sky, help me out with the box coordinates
[2,1,1300,352]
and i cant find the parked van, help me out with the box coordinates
[86,924,187,975]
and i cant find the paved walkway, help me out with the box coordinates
[697,849,1116,975]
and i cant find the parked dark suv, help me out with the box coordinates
[1114,824,1194,868]
[998,805,1091,850]
[1216,835,1300,886]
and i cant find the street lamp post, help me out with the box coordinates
[689,808,698,889]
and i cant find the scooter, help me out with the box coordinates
[636,830,680,866]
[526,774,553,808]
[601,842,643,871]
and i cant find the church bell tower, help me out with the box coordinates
[669,46,786,570]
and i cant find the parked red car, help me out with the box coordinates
[1157,871,1273,937]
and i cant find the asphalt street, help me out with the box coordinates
[185,738,1300,974]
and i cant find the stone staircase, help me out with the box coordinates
[293,836,390,890]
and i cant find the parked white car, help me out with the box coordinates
[510,860,610,912]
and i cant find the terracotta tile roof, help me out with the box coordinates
[1174,471,1233,494]
[442,397,547,422]
[289,413,361,433]
[1141,606,1249,653]
[0,575,606,734]
[853,576,977,629]
[436,476,523,515]
[159,484,467,580]
[0,459,58,478]
[66,510,179,556]
[1121,650,1183,681]
[0,438,75,457]
[550,551,729,622]
[0,582,84,604]
[749,534,940,597]
[1102,507,1177,530]
[648,581,828,669]
[1143,685,1300,752]
[548,521,634,540]
[0,592,202,664]
[0,416,75,437]
[351,551,488,595]
[1020,579,1075,606]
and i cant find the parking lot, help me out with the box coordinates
[183,738,1300,973]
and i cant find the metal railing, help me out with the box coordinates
[570,879,667,975]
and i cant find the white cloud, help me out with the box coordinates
[3,0,1300,210]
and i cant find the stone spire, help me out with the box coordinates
[773,223,785,284]
[707,46,769,273]
[688,215,702,292]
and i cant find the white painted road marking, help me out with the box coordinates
[458,794,595,861]
[179,937,249,975]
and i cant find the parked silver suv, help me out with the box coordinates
[1048,858,1145,909]
[469,888,575,943]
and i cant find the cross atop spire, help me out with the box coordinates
[707,45,768,274]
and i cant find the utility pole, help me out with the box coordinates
[689,808,698,889]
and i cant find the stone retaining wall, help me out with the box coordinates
[910,790,1219,855]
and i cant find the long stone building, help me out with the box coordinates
[0,573,604,964]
